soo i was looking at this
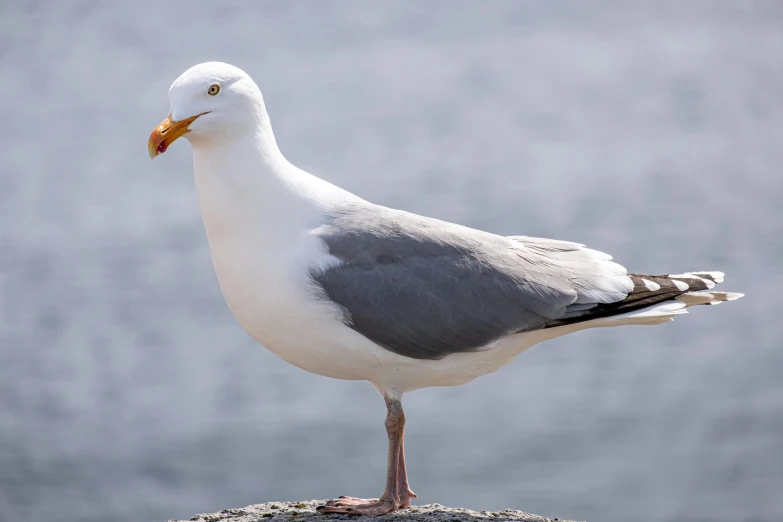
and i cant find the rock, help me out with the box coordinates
[172,500,579,522]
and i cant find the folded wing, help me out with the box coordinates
[310,203,633,360]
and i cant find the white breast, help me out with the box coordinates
[191,146,385,381]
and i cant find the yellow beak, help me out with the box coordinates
[148,112,205,159]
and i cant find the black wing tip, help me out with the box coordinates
[546,271,729,328]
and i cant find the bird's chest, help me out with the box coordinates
[205,230,372,379]
[208,231,321,336]
[192,168,381,381]
[194,173,329,341]
[211,243,300,334]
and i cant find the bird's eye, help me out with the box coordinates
[207,84,220,96]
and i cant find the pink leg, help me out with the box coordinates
[317,396,415,515]
[397,434,417,509]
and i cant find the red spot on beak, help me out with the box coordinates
[157,141,168,155]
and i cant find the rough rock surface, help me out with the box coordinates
[173,500,579,522]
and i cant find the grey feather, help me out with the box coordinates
[310,202,634,360]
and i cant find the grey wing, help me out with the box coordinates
[310,204,633,360]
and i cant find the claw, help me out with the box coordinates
[316,498,399,516]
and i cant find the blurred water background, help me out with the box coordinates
[1,2,781,522]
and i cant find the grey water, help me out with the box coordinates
[1,2,781,522]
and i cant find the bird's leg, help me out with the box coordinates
[396,432,417,508]
[317,396,411,515]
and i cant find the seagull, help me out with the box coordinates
[148,62,743,516]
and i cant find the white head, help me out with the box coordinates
[148,62,273,158]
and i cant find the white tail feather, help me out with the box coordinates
[586,290,743,328]
[677,291,744,306]
[590,301,689,327]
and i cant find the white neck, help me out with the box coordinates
[190,125,358,254]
